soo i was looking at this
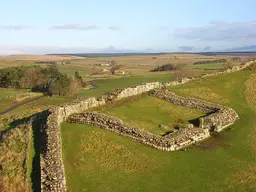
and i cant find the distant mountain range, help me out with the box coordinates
[223,45,256,52]
[46,45,256,57]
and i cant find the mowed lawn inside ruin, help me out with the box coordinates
[95,95,205,135]
[61,70,256,192]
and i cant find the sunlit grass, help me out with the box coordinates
[62,70,256,192]
[96,95,205,135]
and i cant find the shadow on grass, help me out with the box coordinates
[1,110,49,191]
[188,111,216,127]
[30,118,43,192]
[31,110,49,192]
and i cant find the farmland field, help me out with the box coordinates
[61,69,256,192]
[187,63,225,70]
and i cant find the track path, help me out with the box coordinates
[0,95,45,115]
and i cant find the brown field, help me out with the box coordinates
[0,54,85,61]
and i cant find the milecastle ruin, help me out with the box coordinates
[3,61,254,191]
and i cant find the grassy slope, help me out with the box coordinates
[0,89,30,111]
[62,70,256,192]
[96,95,205,135]
[0,125,29,192]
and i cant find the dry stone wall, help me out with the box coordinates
[40,98,106,192]
[150,89,239,132]
[40,109,66,192]
[67,112,210,151]
[38,60,254,191]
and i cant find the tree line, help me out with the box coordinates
[150,64,178,72]
[193,59,227,65]
[0,65,84,96]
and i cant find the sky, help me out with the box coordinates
[0,0,256,54]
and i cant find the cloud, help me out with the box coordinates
[204,46,211,51]
[108,26,121,30]
[178,46,194,51]
[50,24,100,30]
[0,25,29,30]
[174,21,256,41]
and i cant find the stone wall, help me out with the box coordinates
[150,89,239,132]
[67,111,210,151]
[40,97,107,191]
[199,108,239,132]
[39,60,254,191]
[40,109,66,192]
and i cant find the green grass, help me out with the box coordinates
[0,95,75,131]
[0,89,30,97]
[96,95,205,135]
[62,69,256,192]
[4,96,73,115]
[79,73,173,97]
[185,62,241,70]
[186,63,225,70]
[0,89,31,112]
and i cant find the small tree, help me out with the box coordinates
[74,71,81,79]
[74,71,84,87]
[223,61,233,69]
[110,65,121,74]
[110,60,117,66]
[150,63,177,72]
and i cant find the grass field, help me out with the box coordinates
[62,69,256,192]
[0,94,74,131]
[187,63,226,70]
[96,95,205,135]
[0,89,32,114]
[79,72,173,97]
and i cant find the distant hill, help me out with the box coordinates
[223,45,256,52]
[47,53,171,58]
[0,54,85,61]
[48,51,256,58]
